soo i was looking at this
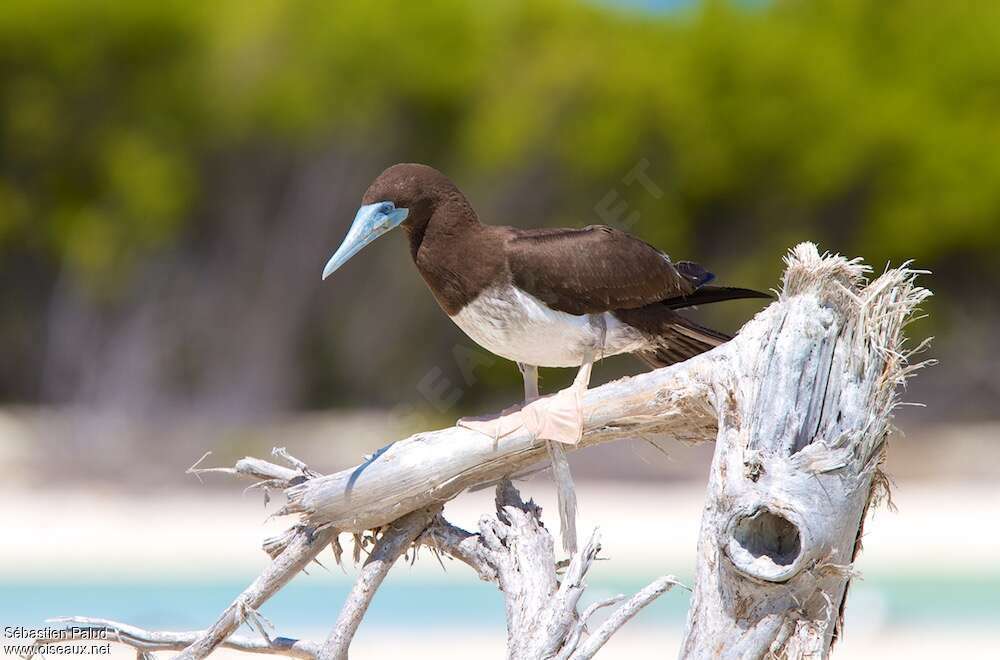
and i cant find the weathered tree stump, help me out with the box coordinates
[679,245,929,658]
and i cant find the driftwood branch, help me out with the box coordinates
[318,506,441,660]
[414,480,678,660]
[28,617,319,659]
[276,359,717,534]
[417,516,496,582]
[568,575,681,660]
[34,481,671,660]
[35,243,928,659]
[168,451,337,660]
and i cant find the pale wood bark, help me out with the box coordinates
[279,356,719,533]
[157,451,338,660]
[417,480,679,660]
[318,506,441,660]
[679,244,930,659]
[29,617,320,659]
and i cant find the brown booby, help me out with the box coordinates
[323,163,768,551]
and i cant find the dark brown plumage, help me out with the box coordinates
[323,162,769,553]
[352,163,769,369]
[507,225,693,315]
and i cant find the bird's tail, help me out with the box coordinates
[634,314,731,369]
[615,285,771,369]
[662,285,772,310]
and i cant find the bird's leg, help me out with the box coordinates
[518,362,540,402]
[522,315,604,447]
[521,352,593,446]
[519,319,605,555]
[516,362,580,554]
[456,363,536,441]
[461,343,600,555]
[545,432,579,555]
[517,362,589,555]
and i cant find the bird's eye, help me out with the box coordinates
[379,202,394,215]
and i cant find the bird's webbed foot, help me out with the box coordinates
[521,385,585,445]
[457,354,593,446]
[458,377,588,446]
[457,404,527,442]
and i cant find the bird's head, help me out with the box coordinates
[323,163,460,279]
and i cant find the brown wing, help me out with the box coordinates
[505,225,698,315]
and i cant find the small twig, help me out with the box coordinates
[580,595,626,626]
[174,525,337,660]
[187,452,215,483]
[548,529,602,643]
[188,453,305,486]
[546,439,579,554]
[317,506,441,660]
[569,575,681,660]
[417,516,496,582]
[273,447,321,478]
[29,617,319,660]
[554,595,624,660]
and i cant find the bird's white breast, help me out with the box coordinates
[450,285,647,368]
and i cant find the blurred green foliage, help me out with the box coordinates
[1,0,997,407]
[5,0,1000,280]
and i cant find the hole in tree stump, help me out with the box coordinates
[732,509,801,568]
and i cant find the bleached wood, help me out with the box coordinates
[36,243,927,660]
[35,485,673,660]
[416,515,496,582]
[29,617,319,659]
[415,480,677,660]
[569,575,682,660]
[175,450,336,660]
[280,355,718,533]
[175,525,337,660]
[679,244,930,659]
[318,506,441,660]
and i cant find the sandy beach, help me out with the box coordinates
[3,479,998,659]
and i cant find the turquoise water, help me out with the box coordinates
[3,573,997,639]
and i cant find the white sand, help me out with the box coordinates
[84,628,1000,660]
[3,479,997,580]
[3,480,998,658]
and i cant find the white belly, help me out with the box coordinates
[450,286,647,368]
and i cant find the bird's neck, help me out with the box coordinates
[404,200,500,316]
[403,198,481,262]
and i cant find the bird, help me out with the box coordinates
[323,163,769,552]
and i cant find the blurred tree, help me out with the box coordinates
[0,0,996,419]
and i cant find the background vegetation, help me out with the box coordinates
[2,0,997,423]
